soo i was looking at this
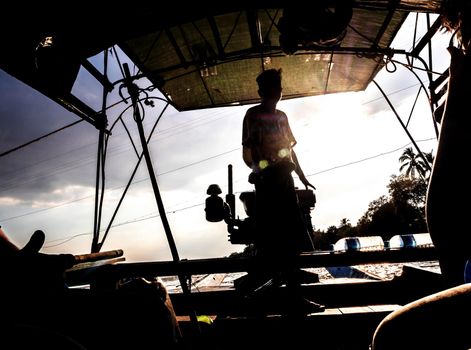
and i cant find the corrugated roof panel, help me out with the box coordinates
[124,6,409,110]
[0,1,448,124]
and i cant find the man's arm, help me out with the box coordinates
[243,146,253,169]
[242,111,255,170]
[292,150,316,190]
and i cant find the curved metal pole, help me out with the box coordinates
[372,80,432,173]
[396,53,440,139]
[98,101,170,249]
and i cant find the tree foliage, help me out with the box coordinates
[399,147,434,181]
[312,174,429,250]
[356,174,427,240]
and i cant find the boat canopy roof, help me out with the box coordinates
[0,0,446,126]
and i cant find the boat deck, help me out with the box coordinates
[177,304,401,349]
[64,248,444,349]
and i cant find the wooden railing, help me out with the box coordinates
[66,246,438,287]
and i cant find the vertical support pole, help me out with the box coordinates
[92,49,109,253]
[122,63,180,262]
[226,164,236,218]
[122,63,200,333]
[91,129,105,253]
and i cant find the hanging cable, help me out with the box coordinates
[0,120,83,158]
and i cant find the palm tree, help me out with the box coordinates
[399,147,424,179]
[399,147,434,181]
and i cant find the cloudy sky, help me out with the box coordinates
[0,14,451,262]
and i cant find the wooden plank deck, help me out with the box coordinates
[169,266,445,317]
[62,253,444,349]
[177,304,401,349]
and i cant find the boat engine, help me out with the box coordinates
[205,165,316,245]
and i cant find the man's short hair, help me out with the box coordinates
[256,68,282,93]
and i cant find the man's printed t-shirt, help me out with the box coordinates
[242,106,296,171]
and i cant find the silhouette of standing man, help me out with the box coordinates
[242,68,323,314]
